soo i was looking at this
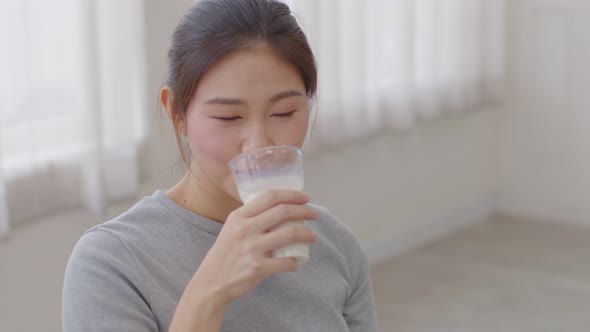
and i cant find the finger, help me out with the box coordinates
[239,190,310,218]
[252,204,318,233]
[257,223,317,254]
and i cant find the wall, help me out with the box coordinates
[305,110,499,265]
[499,0,590,226]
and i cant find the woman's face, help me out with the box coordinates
[184,46,310,201]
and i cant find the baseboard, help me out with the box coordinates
[496,207,590,231]
[363,191,498,268]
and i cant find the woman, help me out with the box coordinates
[62,0,378,331]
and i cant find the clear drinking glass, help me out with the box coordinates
[228,145,309,264]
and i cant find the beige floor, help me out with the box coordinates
[370,216,590,332]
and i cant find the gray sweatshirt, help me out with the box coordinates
[62,190,378,331]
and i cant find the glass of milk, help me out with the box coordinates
[228,145,309,265]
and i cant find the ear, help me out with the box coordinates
[160,86,187,136]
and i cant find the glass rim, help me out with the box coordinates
[227,145,303,170]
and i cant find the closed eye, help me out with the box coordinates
[213,116,242,121]
[272,110,296,118]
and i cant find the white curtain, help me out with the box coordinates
[283,0,506,151]
[0,0,147,238]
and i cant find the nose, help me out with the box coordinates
[241,122,274,153]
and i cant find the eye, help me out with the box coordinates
[213,116,242,121]
[271,110,296,118]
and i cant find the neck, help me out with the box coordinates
[165,171,241,223]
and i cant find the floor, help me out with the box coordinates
[371,216,590,331]
[2,213,590,331]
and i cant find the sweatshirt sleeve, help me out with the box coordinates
[62,227,158,332]
[338,222,380,332]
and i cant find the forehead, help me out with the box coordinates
[192,46,306,104]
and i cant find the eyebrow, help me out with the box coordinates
[204,90,304,105]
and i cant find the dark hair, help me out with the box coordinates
[165,0,317,165]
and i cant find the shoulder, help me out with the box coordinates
[98,193,172,236]
[307,203,371,292]
[65,226,143,287]
[63,198,161,311]
[308,203,347,233]
[63,220,158,331]
[307,203,367,267]
[75,192,176,252]
[64,193,169,288]
[308,203,362,249]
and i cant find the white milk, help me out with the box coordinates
[237,175,309,264]
[238,175,304,203]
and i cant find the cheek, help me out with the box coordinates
[280,112,310,146]
[187,120,236,167]
[187,122,241,198]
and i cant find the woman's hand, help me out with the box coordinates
[169,190,318,331]
[192,189,318,306]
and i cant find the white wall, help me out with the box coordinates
[499,0,590,226]
[305,110,500,265]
